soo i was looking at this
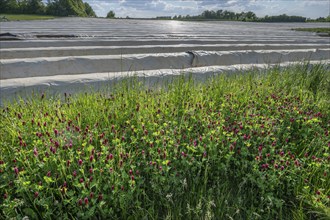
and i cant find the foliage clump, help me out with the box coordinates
[0,0,96,17]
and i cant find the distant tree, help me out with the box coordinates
[216,9,223,18]
[0,0,18,13]
[246,11,257,21]
[46,0,88,17]
[26,0,45,14]
[84,2,96,17]
[106,10,115,18]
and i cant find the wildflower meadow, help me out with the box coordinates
[0,64,329,219]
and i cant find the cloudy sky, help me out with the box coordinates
[83,0,330,19]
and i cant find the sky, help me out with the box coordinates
[83,0,330,19]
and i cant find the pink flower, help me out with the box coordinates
[78,199,83,206]
[34,192,39,198]
[14,167,19,175]
[78,159,83,166]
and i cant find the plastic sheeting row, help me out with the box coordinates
[1,49,329,80]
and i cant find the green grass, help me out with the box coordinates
[0,14,56,21]
[0,64,329,219]
[293,28,330,36]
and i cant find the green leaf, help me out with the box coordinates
[23,181,31,186]
[43,176,54,184]
[23,208,38,219]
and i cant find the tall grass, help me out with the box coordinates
[0,64,329,219]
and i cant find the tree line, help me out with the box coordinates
[0,0,96,17]
[172,10,330,22]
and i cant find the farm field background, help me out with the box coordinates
[0,18,329,104]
